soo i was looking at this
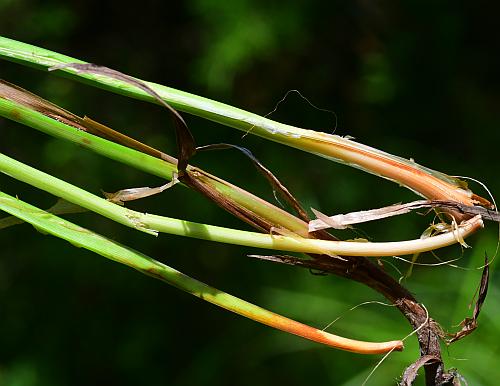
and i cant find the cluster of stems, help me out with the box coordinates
[0,36,492,384]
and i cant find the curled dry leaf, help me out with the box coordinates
[309,199,499,232]
[49,63,196,174]
[197,143,310,222]
[0,79,170,161]
[447,254,489,344]
[401,354,441,386]
[103,175,179,205]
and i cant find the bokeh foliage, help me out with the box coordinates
[1,1,500,385]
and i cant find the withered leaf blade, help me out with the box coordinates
[196,143,310,222]
[0,77,283,233]
[49,63,196,174]
[103,177,179,205]
[81,116,168,160]
[0,79,88,130]
[447,254,489,344]
[248,254,344,272]
[310,207,352,230]
[182,170,274,233]
[309,200,500,232]
[473,254,489,320]
[401,354,441,386]
[0,79,171,161]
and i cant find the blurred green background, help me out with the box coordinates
[1,1,500,385]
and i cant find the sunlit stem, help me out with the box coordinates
[0,152,483,257]
[0,36,490,210]
[0,191,403,354]
[0,96,309,236]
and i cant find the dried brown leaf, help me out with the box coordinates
[49,63,196,174]
[447,254,489,344]
[310,200,499,232]
[401,354,441,386]
[196,143,310,222]
[103,176,179,205]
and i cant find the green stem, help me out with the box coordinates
[0,191,403,354]
[0,35,486,210]
[0,95,308,234]
[0,152,482,256]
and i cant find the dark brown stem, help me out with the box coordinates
[249,253,447,385]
